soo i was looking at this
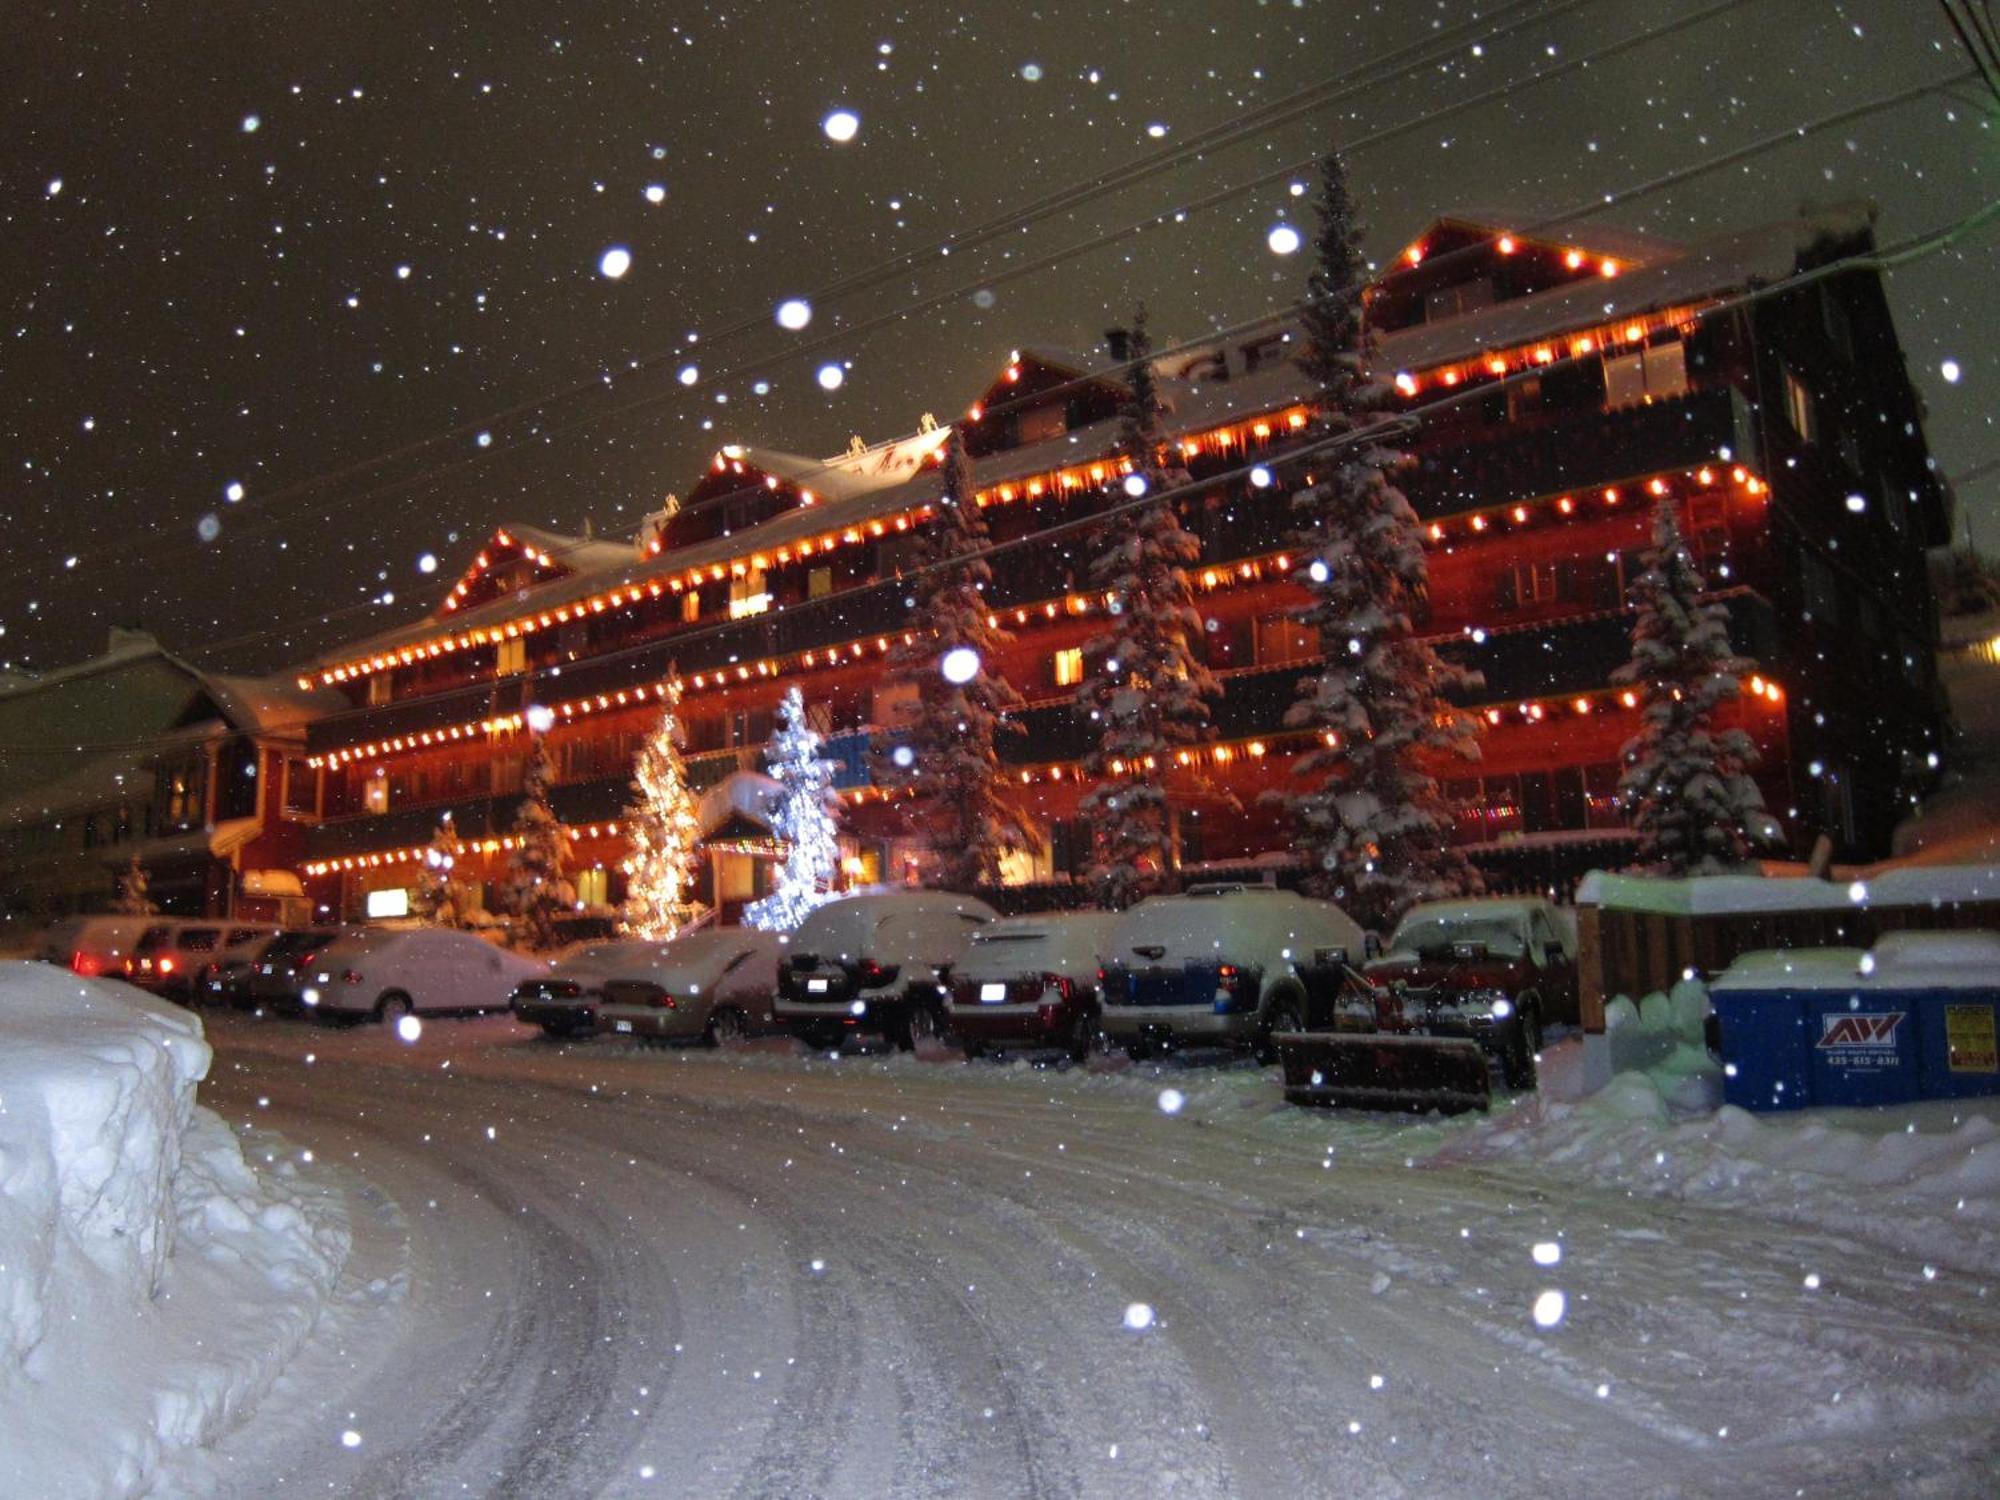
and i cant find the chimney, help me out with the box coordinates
[1104,326,1130,366]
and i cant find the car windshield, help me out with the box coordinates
[1388,914,1528,959]
[264,930,341,962]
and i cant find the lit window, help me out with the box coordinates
[808,566,834,600]
[1602,337,1688,411]
[681,590,700,623]
[1054,647,1083,686]
[364,767,390,814]
[574,868,609,907]
[1784,367,1815,441]
[367,673,392,706]
[728,567,771,619]
[495,637,527,675]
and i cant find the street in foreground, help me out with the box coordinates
[174,1011,1998,1499]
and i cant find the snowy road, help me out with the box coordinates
[179,1013,1998,1499]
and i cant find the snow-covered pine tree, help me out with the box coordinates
[876,428,1034,891]
[621,683,702,940]
[1279,150,1483,932]
[503,731,576,951]
[1076,306,1221,909]
[1613,499,1768,874]
[115,854,156,915]
[413,812,465,927]
[745,686,843,931]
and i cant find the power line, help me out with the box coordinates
[15,0,1741,602]
[175,58,1975,669]
[8,188,1994,768]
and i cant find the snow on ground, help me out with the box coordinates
[180,1009,2000,1497]
[0,964,348,1499]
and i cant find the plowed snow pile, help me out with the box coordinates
[0,963,347,1498]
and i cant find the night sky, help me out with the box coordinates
[4,0,1993,678]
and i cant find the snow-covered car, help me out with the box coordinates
[944,911,1116,1060]
[232,927,361,1011]
[775,890,998,1049]
[511,939,673,1039]
[39,915,156,980]
[1372,897,1575,1087]
[595,927,783,1046]
[302,928,546,1022]
[1097,885,1364,1061]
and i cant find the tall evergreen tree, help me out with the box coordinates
[621,683,702,940]
[115,854,156,916]
[1614,500,1768,874]
[414,812,466,927]
[746,687,843,931]
[877,428,1034,891]
[1279,151,1482,931]
[503,731,576,951]
[1076,306,1221,909]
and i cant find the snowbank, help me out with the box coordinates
[0,963,347,1498]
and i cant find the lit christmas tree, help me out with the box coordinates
[413,812,465,927]
[115,853,156,916]
[1279,150,1483,931]
[1614,499,1768,874]
[621,682,702,939]
[876,428,1034,891]
[1077,305,1221,909]
[503,730,576,951]
[746,686,842,930]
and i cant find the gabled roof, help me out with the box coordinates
[1396,211,1674,270]
[438,524,632,617]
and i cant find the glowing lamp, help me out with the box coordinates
[1564,250,1585,270]
[1600,258,1620,277]
[1394,371,1418,397]
[1497,235,1516,255]
[940,647,980,684]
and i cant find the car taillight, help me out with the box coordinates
[158,957,176,975]
[71,951,101,976]
[856,960,899,988]
[1042,973,1074,1002]
[342,969,364,984]
[650,993,678,1010]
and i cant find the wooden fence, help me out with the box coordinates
[1577,894,2000,1031]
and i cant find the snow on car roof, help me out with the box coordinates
[1396,898,1544,925]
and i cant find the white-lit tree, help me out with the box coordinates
[746,686,843,931]
[413,812,465,927]
[1279,150,1483,932]
[115,854,156,916]
[1077,305,1221,909]
[503,731,576,951]
[1615,499,1768,874]
[621,683,702,940]
[877,428,1035,891]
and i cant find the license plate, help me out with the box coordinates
[614,1019,633,1033]
[807,977,829,993]
[980,982,1007,1003]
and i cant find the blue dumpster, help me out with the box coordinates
[1711,934,2000,1112]
[1711,949,1914,1111]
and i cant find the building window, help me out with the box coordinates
[1602,338,1688,411]
[1053,647,1083,687]
[1425,279,1493,324]
[283,758,315,816]
[728,567,771,619]
[495,637,527,675]
[681,590,700,623]
[1496,559,1575,610]
[808,566,834,599]
[1253,612,1318,665]
[1784,367,1816,441]
[367,673,393,706]
[364,767,389,814]
[575,868,609,908]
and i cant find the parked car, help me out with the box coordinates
[596,928,783,1046]
[511,939,671,1039]
[38,915,155,979]
[301,928,546,1022]
[1098,884,1364,1061]
[122,920,276,1000]
[229,926,361,1011]
[187,925,285,1004]
[945,911,1117,1061]
[775,890,999,1049]
[1327,896,1578,1090]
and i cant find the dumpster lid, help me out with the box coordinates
[1863,929,2000,984]
[1711,947,1867,991]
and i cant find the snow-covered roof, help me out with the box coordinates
[1409,210,1676,266]
[1577,864,2000,915]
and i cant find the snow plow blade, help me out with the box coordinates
[1276,1032,1492,1115]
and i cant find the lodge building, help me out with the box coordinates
[289,201,1949,922]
